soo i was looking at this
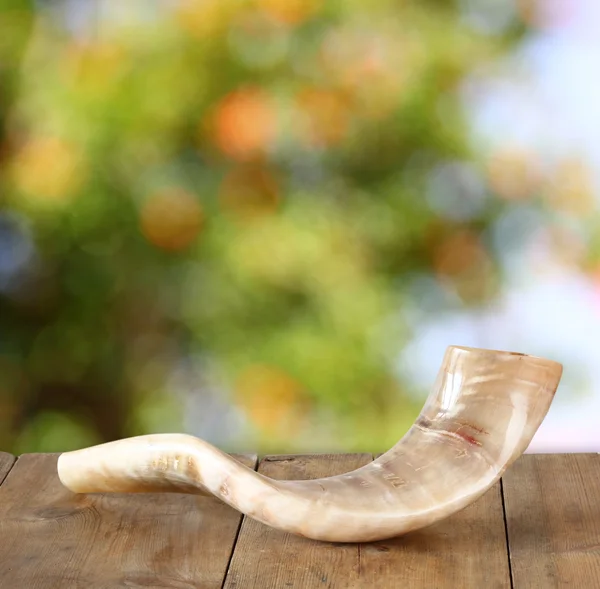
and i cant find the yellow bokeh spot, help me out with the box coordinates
[295,88,351,147]
[547,159,595,216]
[256,0,321,25]
[62,40,126,92]
[486,147,543,201]
[175,0,233,38]
[235,365,307,435]
[140,188,204,251]
[12,136,85,206]
[319,27,419,120]
[546,225,586,269]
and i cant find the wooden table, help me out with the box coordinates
[0,451,599,588]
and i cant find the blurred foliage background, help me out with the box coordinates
[0,0,595,454]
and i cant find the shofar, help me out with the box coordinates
[57,345,562,543]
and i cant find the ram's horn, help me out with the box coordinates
[57,345,562,543]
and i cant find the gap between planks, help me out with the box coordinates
[499,476,516,589]
[502,453,600,589]
[0,451,258,589]
[0,452,16,488]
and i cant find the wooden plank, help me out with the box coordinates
[502,453,600,588]
[223,453,373,589]
[0,452,257,589]
[352,452,510,589]
[0,452,15,487]
[225,453,510,588]
[358,482,510,588]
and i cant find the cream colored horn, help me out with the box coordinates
[57,346,562,543]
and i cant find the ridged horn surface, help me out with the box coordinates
[57,346,562,543]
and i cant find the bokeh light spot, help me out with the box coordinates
[432,230,487,278]
[235,364,307,435]
[140,188,204,251]
[431,229,497,302]
[547,159,595,216]
[256,0,321,26]
[14,411,101,454]
[63,40,126,93]
[210,87,277,160]
[12,136,85,206]
[486,146,543,200]
[295,88,351,147]
[175,0,229,38]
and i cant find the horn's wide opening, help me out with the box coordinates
[449,346,562,371]
[451,345,529,356]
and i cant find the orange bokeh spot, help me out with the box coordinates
[210,87,277,160]
[235,364,307,435]
[140,188,204,251]
[219,165,279,219]
[256,0,321,26]
[295,88,351,148]
[431,229,497,302]
[432,230,488,278]
[12,136,85,205]
[516,0,539,26]
[486,147,543,201]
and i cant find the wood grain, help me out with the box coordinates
[223,453,373,589]
[502,453,600,588]
[0,453,15,487]
[0,452,257,589]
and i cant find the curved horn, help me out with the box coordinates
[57,346,562,543]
